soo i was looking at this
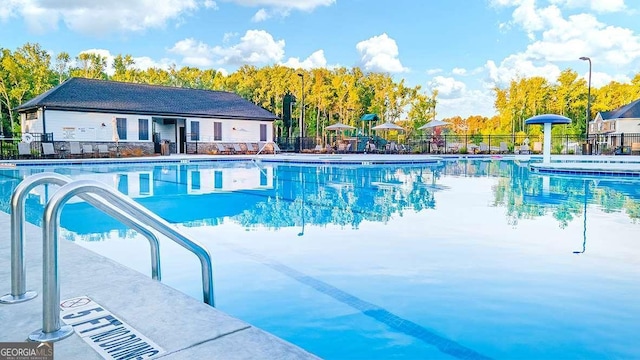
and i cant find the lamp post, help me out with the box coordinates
[580,56,592,154]
[297,73,304,152]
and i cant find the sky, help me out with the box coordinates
[1,0,639,119]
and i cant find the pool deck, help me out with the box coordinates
[0,213,319,359]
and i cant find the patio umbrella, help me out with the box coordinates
[112,117,119,155]
[372,122,404,131]
[372,122,405,146]
[325,122,355,144]
[417,120,450,130]
[325,122,355,131]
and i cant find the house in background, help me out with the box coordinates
[15,77,278,155]
[590,98,640,151]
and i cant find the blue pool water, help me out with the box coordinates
[2,159,639,359]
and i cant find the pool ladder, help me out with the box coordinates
[0,172,215,342]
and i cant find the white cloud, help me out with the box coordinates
[485,55,562,86]
[252,8,270,22]
[427,76,467,98]
[452,68,467,76]
[169,30,285,67]
[486,0,640,89]
[437,90,497,119]
[548,0,626,13]
[77,49,174,75]
[223,0,334,11]
[281,50,328,70]
[426,68,443,75]
[169,38,215,67]
[356,33,408,73]
[588,71,631,87]
[1,0,210,35]
[203,0,218,8]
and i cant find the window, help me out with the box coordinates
[117,175,128,195]
[191,121,200,141]
[260,171,267,186]
[138,119,149,140]
[139,173,150,195]
[213,122,222,141]
[191,171,201,190]
[260,124,267,142]
[116,118,127,140]
[214,170,223,189]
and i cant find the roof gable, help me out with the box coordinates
[599,98,640,120]
[16,77,277,120]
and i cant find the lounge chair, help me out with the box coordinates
[519,144,530,154]
[632,142,640,155]
[42,143,57,158]
[533,142,543,154]
[232,143,243,154]
[82,144,94,158]
[69,142,82,158]
[272,142,282,154]
[478,143,489,154]
[215,143,230,154]
[97,144,109,157]
[499,142,509,154]
[313,144,323,153]
[245,142,257,154]
[18,142,32,158]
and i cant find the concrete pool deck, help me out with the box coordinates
[0,214,319,359]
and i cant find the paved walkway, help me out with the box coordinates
[0,213,319,360]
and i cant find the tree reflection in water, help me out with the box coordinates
[0,160,638,241]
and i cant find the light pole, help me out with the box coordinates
[297,73,304,152]
[580,56,591,154]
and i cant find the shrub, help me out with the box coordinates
[458,147,468,154]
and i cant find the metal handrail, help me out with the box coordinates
[29,179,214,342]
[1,173,162,305]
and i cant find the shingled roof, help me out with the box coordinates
[599,98,640,120]
[16,77,278,121]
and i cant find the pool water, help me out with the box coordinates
[2,159,639,359]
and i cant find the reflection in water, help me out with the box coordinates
[0,160,639,241]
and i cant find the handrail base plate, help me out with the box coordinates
[29,325,74,342]
[0,290,37,304]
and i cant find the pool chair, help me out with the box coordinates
[215,143,230,154]
[478,143,489,154]
[533,142,543,154]
[519,144,530,154]
[632,142,640,155]
[272,142,282,154]
[82,144,94,158]
[97,144,110,157]
[69,142,82,158]
[18,142,32,159]
[232,143,243,154]
[245,142,258,154]
[499,142,509,154]
[42,143,57,158]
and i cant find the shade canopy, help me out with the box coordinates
[372,122,404,131]
[325,122,355,131]
[525,114,571,125]
[418,120,450,130]
[360,114,379,121]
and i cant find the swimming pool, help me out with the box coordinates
[2,159,639,359]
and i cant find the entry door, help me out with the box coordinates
[179,126,186,153]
